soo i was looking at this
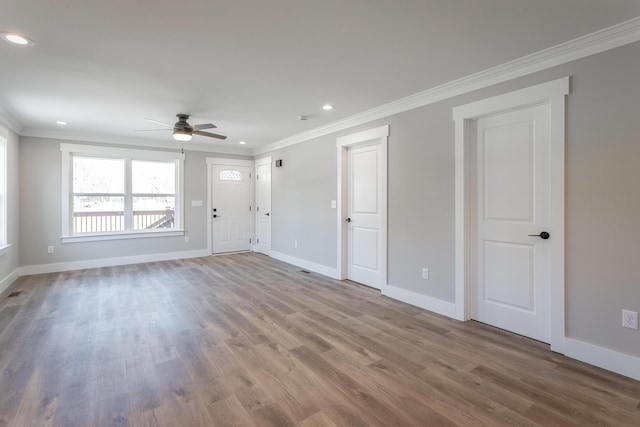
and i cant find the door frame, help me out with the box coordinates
[206,157,255,255]
[336,125,389,285]
[452,77,568,353]
[254,156,272,255]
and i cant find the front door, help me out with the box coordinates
[473,104,551,343]
[211,164,251,254]
[347,142,384,289]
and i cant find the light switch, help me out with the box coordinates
[331,200,337,209]
[191,200,203,207]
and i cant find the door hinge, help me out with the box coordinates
[257,175,259,180]
[249,205,252,211]
[249,173,252,179]
[257,238,260,243]
[257,206,260,212]
[250,238,252,244]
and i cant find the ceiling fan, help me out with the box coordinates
[136,114,227,142]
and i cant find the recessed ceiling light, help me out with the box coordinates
[0,32,34,46]
[56,121,68,125]
[322,104,333,111]
[239,141,247,145]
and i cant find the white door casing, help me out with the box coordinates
[473,105,551,343]
[255,157,272,255]
[337,125,389,290]
[206,158,254,255]
[453,77,568,352]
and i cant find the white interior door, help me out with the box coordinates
[255,160,271,254]
[347,143,384,289]
[473,104,551,343]
[211,165,251,254]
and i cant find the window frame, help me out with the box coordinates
[0,130,7,255]
[61,143,185,243]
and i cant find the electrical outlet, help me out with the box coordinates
[622,310,638,330]
[47,246,54,254]
[184,236,190,243]
[294,241,298,249]
[422,268,429,280]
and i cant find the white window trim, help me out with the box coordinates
[60,143,185,243]
[0,132,6,249]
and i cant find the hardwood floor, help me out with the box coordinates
[0,253,639,426]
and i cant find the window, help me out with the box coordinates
[219,170,244,181]
[0,133,6,251]
[61,144,184,242]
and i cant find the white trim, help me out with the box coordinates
[24,128,251,155]
[0,267,20,295]
[61,229,184,243]
[0,243,11,257]
[60,143,185,160]
[564,338,640,381]
[452,78,568,353]
[253,17,640,156]
[336,125,389,286]
[19,249,210,276]
[206,157,255,255]
[382,285,456,319]
[254,156,272,256]
[269,250,339,279]
[0,107,23,135]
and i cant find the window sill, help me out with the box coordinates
[0,244,12,257]
[61,229,185,244]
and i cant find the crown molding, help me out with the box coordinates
[253,16,640,156]
[20,127,251,156]
[0,106,23,135]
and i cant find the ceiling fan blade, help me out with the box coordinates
[194,123,217,130]
[193,130,227,140]
[144,118,172,127]
[134,128,172,132]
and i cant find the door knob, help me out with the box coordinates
[213,214,219,218]
[265,213,270,216]
[528,231,550,239]
[346,218,351,222]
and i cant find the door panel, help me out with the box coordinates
[347,144,382,289]
[475,105,550,343]
[256,162,271,254]
[212,165,251,254]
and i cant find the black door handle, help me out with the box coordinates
[528,231,550,239]
[265,213,270,216]
[346,218,351,222]
[213,214,218,218]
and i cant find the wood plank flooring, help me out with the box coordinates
[0,252,639,426]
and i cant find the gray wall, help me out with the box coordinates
[18,137,249,267]
[0,123,20,285]
[264,41,640,358]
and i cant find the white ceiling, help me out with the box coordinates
[1,1,639,154]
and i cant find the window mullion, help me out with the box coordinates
[124,158,133,230]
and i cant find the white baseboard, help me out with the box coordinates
[0,268,20,294]
[19,249,211,276]
[564,337,640,381]
[382,284,457,319]
[269,250,339,279]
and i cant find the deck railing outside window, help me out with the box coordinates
[73,209,175,234]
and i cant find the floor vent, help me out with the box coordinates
[300,270,311,274]
[7,291,23,298]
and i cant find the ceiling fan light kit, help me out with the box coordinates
[136,113,227,142]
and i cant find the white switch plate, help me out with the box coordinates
[191,200,203,207]
[422,268,429,280]
[622,310,638,329]
[331,200,337,209]
[294,240,298,249]
[184,236,190,243]
[47,246,54,254]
